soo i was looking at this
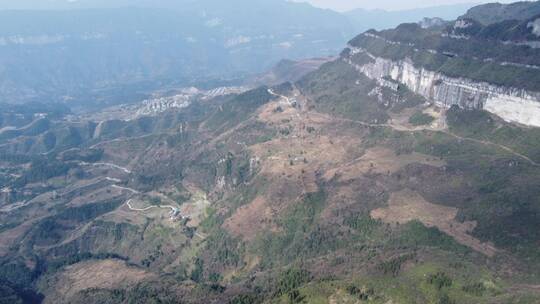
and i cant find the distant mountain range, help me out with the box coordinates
[0,0,476,108]
[0,0,349,107]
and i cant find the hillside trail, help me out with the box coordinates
[303,105,539,167]
[91,162,132,174]
[507,283,540,296]
[107,178,180,215]
[267,88,315,198]
[268,87,538,166]
[125,199,179,213]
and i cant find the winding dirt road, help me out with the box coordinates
[125,199,179,214]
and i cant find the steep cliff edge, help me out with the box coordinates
[345,19,540,127]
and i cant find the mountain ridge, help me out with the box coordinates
[0,1,477,108]
[460,0,540,25]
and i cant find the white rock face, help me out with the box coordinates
[454,19,472,29]
[93,121,105,138]
[346,47,540,127]
[485,96,540,127]
[528,18,540,37]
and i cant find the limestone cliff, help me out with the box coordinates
[344,46,540,127]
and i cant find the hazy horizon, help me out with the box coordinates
[0,0,525,12]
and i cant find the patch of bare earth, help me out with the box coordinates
[48,259,154,302]
[253,90,364,190]
[371,189,498,257]
[226,89,366,239]
[0,221,35,256]
[102,203,149,226]
[323,147,445,181]
[223,196,279,241]
[69,181,125,205]
[180,191,210,228]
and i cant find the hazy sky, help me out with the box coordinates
[297,0,517,11]
[0,0,523,12]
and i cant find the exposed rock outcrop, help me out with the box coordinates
[344,47,540,127]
